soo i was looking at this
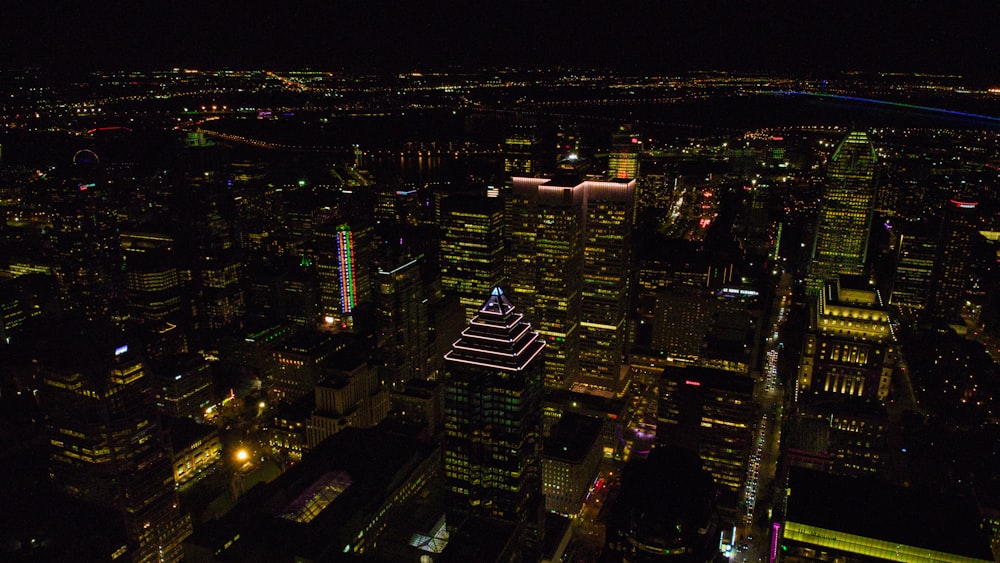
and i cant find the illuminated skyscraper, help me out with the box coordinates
[315,219,373,330]
[889,221,937,311]
[807,130,878,294]
[798,275,895,401]
[579,179,636,390]
[607,125,641,180]
[440,194,506,320]
[376,254,432,390]
[929,199,981,321]
[503,123,541,176]
[509,176,635,391]
[39,326,191,562]
[47,180,122,322]
[121,230,182,325]
[442,287,545,550]
[509,177,584,388]
[656,365,755,522]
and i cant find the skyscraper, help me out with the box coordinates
[607,125,641,180]
[509,177,584,388]
[889,221,937,311]
[442,287,545,549]
[808,130,878,294]
[47,179,122,322]
[798,275,895,401]
[929,199,981,321]
[376,254,432,390]
[121,230,182,325]
[315,219,373,330]
[656,365,756,521]
[508,176,635,391]
[39,325,192,562]
[579,179,636,390]
[439,194,506,321]
[503,123,542,177]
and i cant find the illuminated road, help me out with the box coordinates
[568,460,621,563]
[734,270,792,562]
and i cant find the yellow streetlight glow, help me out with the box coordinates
[236,449,249,462]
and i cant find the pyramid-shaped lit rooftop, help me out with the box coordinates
[443,287,545,372]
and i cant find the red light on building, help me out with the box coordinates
[949,199,979,209]
[684,380,701,386]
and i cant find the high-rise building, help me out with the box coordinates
[509,177,584,388]
[439,194,506,321]
[308,348,389,448]
[269,329,342,403]
[47,180,122,322]
[503,123,541,176]
[39,326,192,562]
[929,199,982,321]
[197,250,245,333]
[442,287,546,550]
[121,230,182,325]
[0,276,28,345]
[541,412,603,516]
[607,125,641,180]
[889,221,937,311]
[151,352,214,420]
[579,179,636,390]
[376,254,432,389]
[798,275,896,402]
[509,176,635,391]
[808,130,878,294]
[656,365,756,513]
[315,219,373,330]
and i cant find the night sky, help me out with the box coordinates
[4,1,1000,77]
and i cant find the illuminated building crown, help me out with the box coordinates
[444,287,545,372]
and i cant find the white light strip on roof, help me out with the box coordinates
[459,324,531,344]
[450,334,539,358]
[469,313,524,331]
[444,343,545,372]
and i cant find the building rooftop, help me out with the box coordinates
[443,287,545,372]
[186,425,434,561]
[437,516,519,563]
[543,412,602,463]
[161,415,217,451]
[785,467,993,560]
[661,364,755,394]
[544,388,627,416]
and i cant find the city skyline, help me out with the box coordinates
[1,23,999,560]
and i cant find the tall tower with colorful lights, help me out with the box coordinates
[442,287,546,552]
[315,219,373,330]
[807,130,878,295]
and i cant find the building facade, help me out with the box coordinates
[808,130,878,294]
[439,194,506,321]
[315,220,373,330]
[442,287,546,550]
[508,177,635,391]
[40,329,191,562]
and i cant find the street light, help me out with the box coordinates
[236,448,249,462]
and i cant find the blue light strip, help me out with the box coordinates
[770,90,1000,123]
